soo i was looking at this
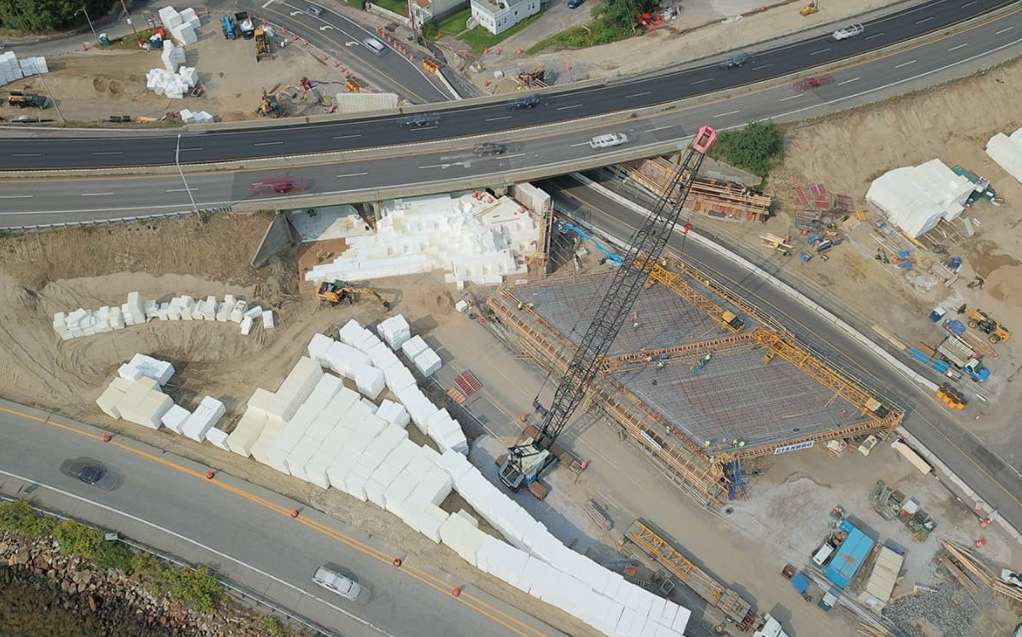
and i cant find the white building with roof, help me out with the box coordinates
[471,0,539,35]
[865,159,976,238]
[986,128,1022,184]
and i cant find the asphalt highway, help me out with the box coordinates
[2,4,1021,225]
[0,0,1016,170]
[545,177,1022,543]
[0,398,563,637]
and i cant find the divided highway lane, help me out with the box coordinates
[250,0,450,102]
[3,9,1022,223]
[0,0,1016,170]
[0,400,562,637]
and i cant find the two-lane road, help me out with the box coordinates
[0,0,1016,170]
[0,399,564,637]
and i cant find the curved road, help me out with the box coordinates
[0,0,1015,170]
[0,398,564,637]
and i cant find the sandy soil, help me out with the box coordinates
[467,0,906,91]
[1,29,343,124]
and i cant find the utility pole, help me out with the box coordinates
[35,72,66,125]
[119,0,142,45]
[75,6,98,41]
[176,134,203,223]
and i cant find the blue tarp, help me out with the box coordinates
[791,573,810,594]
[824,520,875,588]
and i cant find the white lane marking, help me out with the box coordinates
[165,188,197,193]
[779,93,804,102]
[331,134,361,140]
[894,60,917,69]
[837,76,860,85]
[254,141,285,146]
[556,104,582,110]
[626,91,651,98]
[962,0,976,7]
[646,125,673,132]
[406,125,438,131]
[865,32,885,40]
[336,172,369,178]
[691,77,715,85]
[261,0,277,7]
[569,141,591,147]
[948,43,968,52]
[177,147,203,152]
[0,468,396,637]
[750,64,771,71]
[0,195,33,199]
[489,153,525,160]
[12,153,41,157]
[319,25,334,31]
[714,110,740,118]
[485,115,512,121]
[80,192,114,197]
[916,16,934,24]
[810,48,830,56]
[996,26,1015,35]
[92,151,122,156]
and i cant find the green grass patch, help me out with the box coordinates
[107,26,159,49]
[371,0,408,16]
[0,500,56,538]
[708,120,783,178]
[527,14,639,53]
[461,9,547,54]
[433,7,473,38]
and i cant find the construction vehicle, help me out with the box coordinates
[799,0,819,16]
[256,90,285,117]
[345,77,365,93]
[967,308,1010,343]
[497,125,717,497]
[421,58,440,74]
[317,280,391,310]
[222,15,237,39]
[7,92,48,109]
[236,12,255,39]
[936,336,989,382]
[254,26,271,61]
[936,382,966,410]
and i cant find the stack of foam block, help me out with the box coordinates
[179,109,214,124]
[118,353,175,385]
[377,314,411,350]
[400,335,442,378]
[159,6,201,46]
[53,293,274,340]
[304,192,540,289]
[0,51,48,87]
[145,66,198,99]
[436,450,691,637]
[161,42,186,71]
[97,377,174,429]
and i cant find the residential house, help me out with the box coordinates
[471,0,540,35]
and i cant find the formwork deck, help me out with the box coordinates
[512,272,865,455]
[514,272,753,357]
[614,347,864,453]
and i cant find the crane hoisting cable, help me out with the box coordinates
[499,126,718,493]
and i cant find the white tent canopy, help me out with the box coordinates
[987,128,1022,184]
[866,159,976,238]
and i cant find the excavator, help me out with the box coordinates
[317,280,391,310]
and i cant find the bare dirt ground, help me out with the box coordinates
[686,54,1022,466]
[0,29,343,124]
[467,0,907,92]
[0,214,598,636]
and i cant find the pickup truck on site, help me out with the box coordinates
[7,92,48,108]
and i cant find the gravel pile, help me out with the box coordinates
[884,578,990,637]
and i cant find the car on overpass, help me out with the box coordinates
[832,24,865,41]
[589,132,629,149]
[402,114,438,128]
[719,52,750,69]
[508,95,541,111]
[250,177,311,195]
[474,142,507,156]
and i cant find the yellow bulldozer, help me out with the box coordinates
[317,280,391,310]
[800,0,819,16]
[967,308,1010,343]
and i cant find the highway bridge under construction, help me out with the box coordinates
[487,254,903,503]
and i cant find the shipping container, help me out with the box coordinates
[824,520,875,588]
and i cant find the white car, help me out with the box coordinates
[832,24,864,40]
[312,566,363,601]
[589,133,629,149]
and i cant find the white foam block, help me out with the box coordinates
[353,365,385,400]
[226,408,268,457]
[413,348,442,377]
[401,335,429,360]
[181,396,226,442]
[384,364,416,393]
[160,404,191,434]
[205,427,230,450]
[438,510,486,566]
[338,318,364,346]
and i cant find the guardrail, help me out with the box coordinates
[0,206,232,233]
